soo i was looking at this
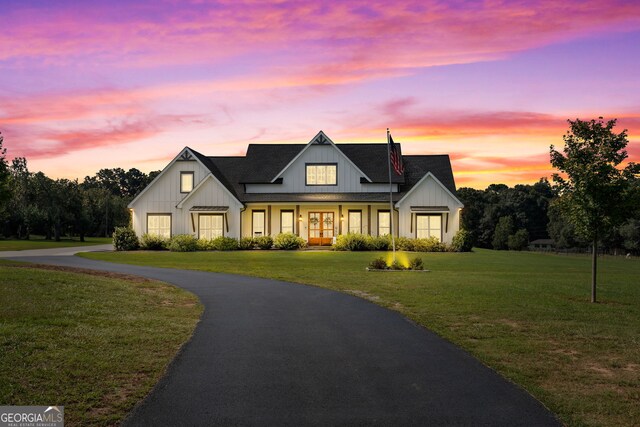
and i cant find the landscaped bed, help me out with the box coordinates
[0,261,202,427]
[81,248,640,427]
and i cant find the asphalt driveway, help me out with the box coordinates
[5,248,561,426]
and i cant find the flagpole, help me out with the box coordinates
[386,128,396,262]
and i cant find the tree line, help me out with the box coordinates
[0,133,158,241]
[456,178,640,253]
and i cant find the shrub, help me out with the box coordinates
[168,234,198,252]
[196,238,215,251]
[238,237,255,250]
[389,259,406,270]
[409,257,424,270]
[196,236,238,251]
[395,236,415,251]
[254,235,273,250]
[413,236,447,252]
[140,233,169,250]
[508,229,529,251]
[112,227,139,251]
[368,235,391,251]
[273,233,306,250]
[368,257,387,270]
[212,236,239,251]
[451,229,473,252]
[333,233,369,251]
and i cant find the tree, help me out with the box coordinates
[492,216,514,250]
[0,133,10,209]
[550,117,640,302]
[7,157,32,239]
[457,187,484,246]
[508,229,529,251]
[0,134,11,237]
[547,199,586,249]
[619,219,640,254]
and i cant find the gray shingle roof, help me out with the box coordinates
[191,143,457,204]
[188,148,242,200]
[240,144,304,183]
[400,155,456,196]
[337,144,405,184]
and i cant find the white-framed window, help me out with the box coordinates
[306,164,337,185]
[147,214,171,238]
[199,214,224,239]
[378,211,390,236]
[281,211,294,234]
[416,214,442,241]
[180,172,194,193]
[348,210,362,234]
[252,211,265,236]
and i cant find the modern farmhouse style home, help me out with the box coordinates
[129,131,463,245]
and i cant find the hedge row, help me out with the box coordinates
[113,227,473,252]
[112,228,306,252]
[333,230,473,252]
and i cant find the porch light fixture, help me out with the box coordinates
[298,214,303,221]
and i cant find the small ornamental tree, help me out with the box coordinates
[492,216,514,250]
[507,229,529,251]
[550,118,640,302]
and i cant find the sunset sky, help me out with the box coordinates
[2,0,639,189]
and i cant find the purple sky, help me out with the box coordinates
[1,0,639,188]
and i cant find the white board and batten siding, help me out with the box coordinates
[130,157,242,238]
[396,174,463,243]
[245,145,395,193]
[180,177,242,238]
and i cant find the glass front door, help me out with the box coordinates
[308,212,334,246]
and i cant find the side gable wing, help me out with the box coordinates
[129,147,242,208]
[396,172,463,207]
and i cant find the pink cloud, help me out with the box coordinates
[4,114,208,160]
[3,0,640,83]
[0,90,145,125]
[340,101,640,142]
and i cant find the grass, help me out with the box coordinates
[0,261,202,426]
[0,236,112,251]
[81,249,640,427]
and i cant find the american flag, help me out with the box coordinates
[388,134,404,176]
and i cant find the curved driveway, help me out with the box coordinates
[5,248,560,426]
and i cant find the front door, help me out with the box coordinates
[308,212,334,246]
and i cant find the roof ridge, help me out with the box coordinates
[403,154,450,157]
[209,156,245,159]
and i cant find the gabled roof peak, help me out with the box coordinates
[310,130,332,145]
[269,131,372,183]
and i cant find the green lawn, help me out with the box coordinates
[0,236,112,251]
[0,261,202,427]
[81,249,640,427]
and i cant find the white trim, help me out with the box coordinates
[270,131,372,183]
[129,147,242,208]
[176,173,242,209]
[410,208,450,213]
[395,172,464,208]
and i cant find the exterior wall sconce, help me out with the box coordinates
[298,214,303,221]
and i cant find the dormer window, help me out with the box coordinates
[306,164,337,186]
[180,172,194,193]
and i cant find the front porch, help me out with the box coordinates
[240,203,398,246]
